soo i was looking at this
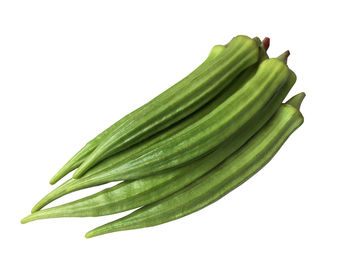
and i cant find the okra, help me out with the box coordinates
[22,75,296,222]
[49,43,229,184]
[30,43,275,212]
[72,58,290,181]
[51,35,260,183]
[29,54,294,215]
[84,99,304,238]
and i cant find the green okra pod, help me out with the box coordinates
[49,43,229,184]
[28,56,295,216]
[30,44,279,213]
[72,58,290,181]
[84,100,304,238]
[22,75,296,222]
[51,35,260,183]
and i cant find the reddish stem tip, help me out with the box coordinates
[262,37,270,51]
[285,50,290,58]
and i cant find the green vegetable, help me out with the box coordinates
[84,99,304,238]
[31,49,290,213]
[26,82,298,224]
[72,58,290,180]
[76,39,267,179]
[22,90,302,223]
[21,35,305,240]
[49,44,228,185]
[51,35,259,183]
[23,69,296,221]
[285,92,306,109]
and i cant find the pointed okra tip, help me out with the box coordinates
[85,230,99,239]
[85,232,93,238]
[85,224,113,238]
[277,50,290,64]
[21,215,31,224]
[286,92,306,110]
[49,178,57,185]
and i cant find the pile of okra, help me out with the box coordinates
[22,35,305,238]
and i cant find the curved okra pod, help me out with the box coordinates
[51,35,260,183]
[23,86,299,224]
[71,38,269,180]
[72,58,290,181]
[50,37,266,185]
[49,42,229,184]
[27,55,296,217]
[30,43,277,213]
[84,100,304,238]
[71,36,261,179]
[22,84,297,223]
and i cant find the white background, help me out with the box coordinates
[1,0,349,262]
